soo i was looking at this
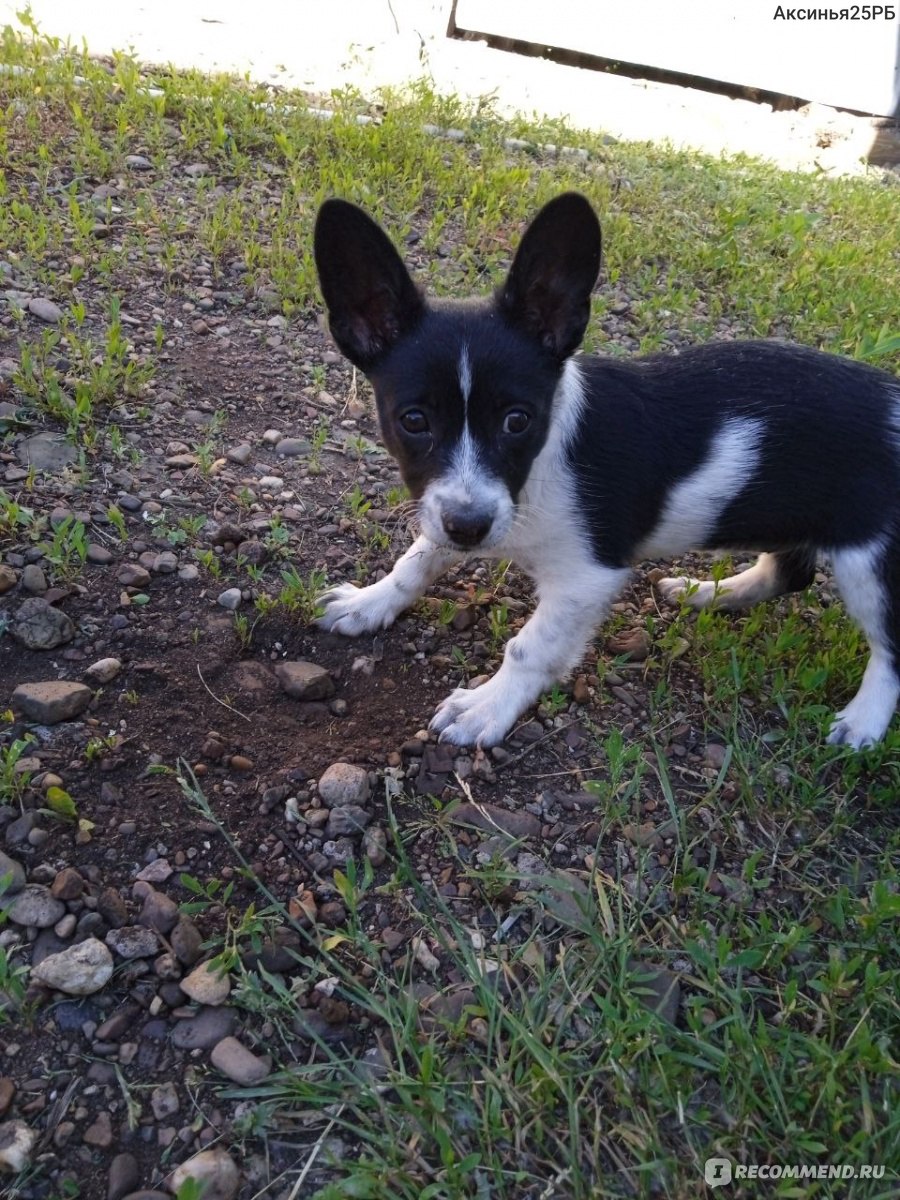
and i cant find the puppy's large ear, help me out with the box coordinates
[314,199,425,372]
[497,193,601,360]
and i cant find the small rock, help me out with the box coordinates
[125,154,152,170]
[225,443,251,464]
[107,1152,140,1200]
[137,887,179,934]
[180,961,231,1005]
[87,544,115,565]
[704,742,729,770]
[450,801,540,841]
[97,887,129,928]
[171,1005,237,1050]
[134,859,173,884]
[0,564,18,593]
[628,960,681,1024]
[21,564,47,594]
[11,597,75,649]
[325,805,372,838]
[169,1148,240,1200]
[0,1119,36,1173]
[83,1110,113,1148]
[17,432,78,471]
[12,680,92,725]
[153,550,178,574]
[275,660,335,700]
[27,297,63,323]
[622,822,662,849]
[317,762,371,808]
[0,852,26,895]
[217,587,242,611]
[106,926,159,959]
[51,867,84,900]
[362,825,387,867]
[5,884,66,928]
[84,657,122,685]
[0,1078,15,1118]
[117,563,151,588]
[210,1036,270,1085]
[150,1081,179,1120]
[606,627,652,662]
[274,437,311,457]
[31,937,114,994]
[170,918,203,965]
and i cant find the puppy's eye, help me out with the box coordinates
[503,410,530,435]
[400,410,429,435]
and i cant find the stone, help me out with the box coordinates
[0,851,26,895]
[137,887,179,934]
[125,154,152,170]
[317,762,371,808]
[107,1152,140,1200]
[83,1110,113,1148]
[12,681,91,724]
[168,1148,240,1200]
[0,1119,36,1173]
[97,887,129,928]
[275,660,335,700]
[11,597,75,649]
[0,1078,15,1118]
[325,805,372,838]
[117,563,151,588]
[105,926,159,959]
[134,859,173,883]
[31,937,114,994]
[216,587,242,610]
[170,918,203,965]
[51,867,84,900]
[450,801,541,841]
[5,884,66,928]
[0,564,18,593]
[225,443,251,464]
[274,437,311,457]
[85,657,122,685]
[27,297,63,323]
[171,1005,237,1050]
[606,627,652,662]
[153,550,178,574]
[17,431,77,470]
[87,544,115,564]
[628,960,682,1024]
[180,961,231,1005]
[150,1081,180,1120]
[210,1036,271,1085]
[21,564,47,593]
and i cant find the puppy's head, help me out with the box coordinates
[313,194,601,552]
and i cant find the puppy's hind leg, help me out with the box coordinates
[657,547,817,612]
[827,539,900,749]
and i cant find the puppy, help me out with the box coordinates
[313,192,900,750]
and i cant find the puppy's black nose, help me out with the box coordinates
[442,508,493,548]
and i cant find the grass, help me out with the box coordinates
[1,12,899,1200]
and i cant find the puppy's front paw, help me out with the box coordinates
[316,581,395,637]
[826,708,884,751]
[429,678,520,748]
[655,575,711,608]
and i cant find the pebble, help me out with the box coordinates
[106,926,159,959]
[11,597,75,649]
[21,563,47,593]
[171,1005,237,1050]
[0,564,17,592]
[97,887,129,928]
[27,297,63,323]
[137,887,179,934]
[17,432,78,472]
[180,961,231,1005]
[274,437,311,457]
[362,825,387,867]
[117,563,151,588]
[83,1110,113,1148]
[275,660,335,700]
[0,1119,36,1172]
[5,884,66,928]
[169,1148,240,1200]
[0,1077,15,1118]
[150,1081,180,1120]
[31,937,114,994]
[153,550,178,574]
[704,742,729,770]
[210,1036,271,1085]
[325,805,372,838]
[216,587,242,610]
[225,444,251,464]
[86,544,115,564]
[317,762,371,808]
[125,154,152,170]
[12,680,92,724]
[450,801,541,841]
[0,852,26,895]
[606,627,652,661]
[84,657,122,685]
[170,918,203,965]
[107,1152,140,1200]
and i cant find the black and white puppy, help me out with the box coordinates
[313,192,900,750]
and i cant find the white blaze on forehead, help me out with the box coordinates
[458,343,472,408]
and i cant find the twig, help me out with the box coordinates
[286,1102,347,1198]
[196,664,251,722]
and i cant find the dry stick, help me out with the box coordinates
[286,1102,347,1198]
[196,663,251,722]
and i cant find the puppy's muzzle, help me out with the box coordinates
[441,505,495,549]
